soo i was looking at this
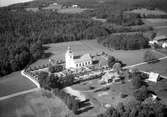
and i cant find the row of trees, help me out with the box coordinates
[38,71,81,114]
[97,34,150,50]
[53,88,80,114]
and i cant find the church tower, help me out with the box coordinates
[65,46,75,69]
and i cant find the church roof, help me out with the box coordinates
[74,53,92,63]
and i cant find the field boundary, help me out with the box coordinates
[0,88,39,101]
[21,70,40,88]
[123,56,167,69]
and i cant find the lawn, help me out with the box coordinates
[0,90,71,117]
[31,39,158,68]
[0,71,36,97]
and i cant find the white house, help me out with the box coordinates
[72,4,79,8]
[149,35,167,48]
[65,46,92,69]
[162,42,167,48]
[147,72,159,82]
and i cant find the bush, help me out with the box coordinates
[120,93,128,98]
[144,50,159,63]
[48,65,63,73]
[132,74,143,89]
[48,65,55,73]
[133,86,149,101]
[112,62,122,73]
[108,56,125,68]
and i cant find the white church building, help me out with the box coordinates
[65,46,92,69]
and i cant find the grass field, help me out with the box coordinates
[126,8,167,16]
[0,90,71,117]
[143,18,167,36]
[57,8,87,14]
[31,39,165,68]
[0,71,36,97]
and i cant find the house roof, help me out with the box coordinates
[148,72,159,82]
[154,35,167,41]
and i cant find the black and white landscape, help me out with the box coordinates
[0,0,167,117]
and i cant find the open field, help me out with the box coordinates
[126,8,167,16]
[0,90,71,117]
[57,8,87,14]
[134,58,167,77]
[0,71,36,97]
[143,18,167,36]
[143,18,167,27]
[31,39,165,68]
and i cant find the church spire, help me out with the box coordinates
[67,46,72,53]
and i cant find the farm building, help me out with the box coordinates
[65,46,92,69]
[149,35,167,48]
[72,4,79,8]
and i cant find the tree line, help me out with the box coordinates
[97,33,150,50]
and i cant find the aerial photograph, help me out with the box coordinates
[0,0,167,117]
